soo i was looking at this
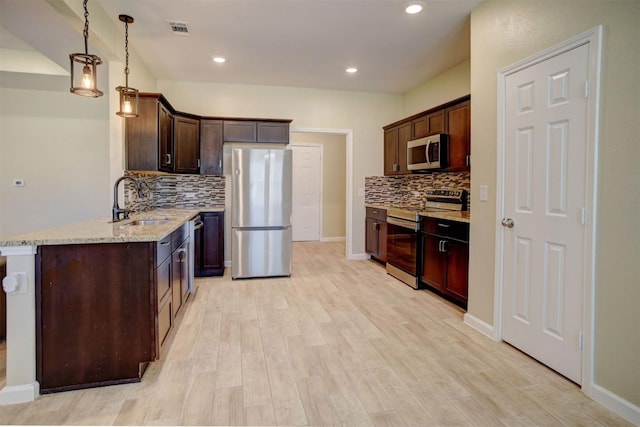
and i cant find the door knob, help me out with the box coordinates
[501,218,515,228]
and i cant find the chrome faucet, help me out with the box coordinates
[112,176,145,222]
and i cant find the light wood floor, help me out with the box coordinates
[0,241,631,426]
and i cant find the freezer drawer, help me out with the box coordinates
[232,227,292,279]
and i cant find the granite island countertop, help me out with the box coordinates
[366,203,470,224]
[0,206,225,247]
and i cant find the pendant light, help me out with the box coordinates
[69,0,103,97]
[115,14,139,117]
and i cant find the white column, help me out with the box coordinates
[0,246,39,404]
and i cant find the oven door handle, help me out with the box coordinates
[387,216,419,231]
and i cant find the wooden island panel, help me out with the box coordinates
[36,242,156,393]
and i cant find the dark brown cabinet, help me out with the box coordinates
[411,110,445,139]
[223,120,290,144]
[126,94,172,172]
[444,100,471,171]
[159,102,174,172]
[383,95,470,175]
[173,115,200,174]
[200,119,223,174]
[384,122,411,175]
[195,211,225,276]
[223,120,257,142]
[420,217,469,308]
[36,224,194,393]
[365,207,387,263]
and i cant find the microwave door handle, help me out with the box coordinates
[425,139,431,165]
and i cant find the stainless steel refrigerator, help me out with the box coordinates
[231,148,292,279]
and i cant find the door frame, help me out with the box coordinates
[290,127,353,258]
[290,143,324,241]
[494,26,602,395]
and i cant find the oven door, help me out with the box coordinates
[386,216,419,287]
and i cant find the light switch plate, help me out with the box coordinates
[480,185,488,202]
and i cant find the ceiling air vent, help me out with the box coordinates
[167,21,189,35]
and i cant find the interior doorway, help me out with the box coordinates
[290,129,350,252]
[291,145,322,241]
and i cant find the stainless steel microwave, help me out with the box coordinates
[407,134,447,171]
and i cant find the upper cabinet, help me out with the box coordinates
[223,120,290,144]
[384,122,411,175]
[383,95,471,176]
[125,92,292,175]
[173,115,200,174]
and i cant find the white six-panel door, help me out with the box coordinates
[501,43,590,384]
[291,145,322,241]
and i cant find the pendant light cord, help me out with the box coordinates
[124,19,130,87]
[83,0,89,55]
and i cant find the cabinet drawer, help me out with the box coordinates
[421,217,469,242]
[156,235,172,266]
[366,207,387,221]
[172,222,189,250]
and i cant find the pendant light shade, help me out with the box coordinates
[116,14,139,117]
[70,0,103,97]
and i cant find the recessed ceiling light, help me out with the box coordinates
[346,67,358,74]
[404,1,425,14]
[212,56,226,63]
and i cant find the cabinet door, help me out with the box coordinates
[257,122,289,143]
[159,103,173,172]
[126,97,161,171]
[444,239,469,305]
[384,127,399,175]
[412,110,445,139]
[365,217,379,255]
[200,119,223,174]
[377,220,388,263]
[420,234,446,292]
[445,100,470,171]
[223,121,257,142]
[196,212,225,276]
[173,116,200,174]
[396,122,411,174]
[171,247,182,318]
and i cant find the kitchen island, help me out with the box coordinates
[0,208,222,403]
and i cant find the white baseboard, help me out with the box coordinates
[320,236,346,242]
[349,253,370,261]
[0,382,39,405]
[590,383,640,425]
[224,260,231,267]
[463,313,499,341]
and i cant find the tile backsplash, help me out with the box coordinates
[124,171,226,211]
[365,171,471,211]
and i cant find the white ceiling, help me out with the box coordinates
[1,0,483,94]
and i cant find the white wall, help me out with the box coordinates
[158,80,402,256]
[0,73,110,237]
[403,59,471,116]
[469,0,639,410]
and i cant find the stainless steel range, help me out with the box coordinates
[386,189,467,289]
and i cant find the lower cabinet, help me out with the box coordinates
[195,211,225,276]
[36,224,193,393]
[365,207,387,263]
[420,217,469,308]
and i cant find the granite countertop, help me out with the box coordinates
[365,203,470,224]
[0,206,225,247]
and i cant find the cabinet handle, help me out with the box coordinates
[197,159,201,168]
[466,155,470,167]
[160,240,170,246]
[437,223,451,228]
[193,220,204,230]
[219,159,222,170]
[166,154,172,165]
